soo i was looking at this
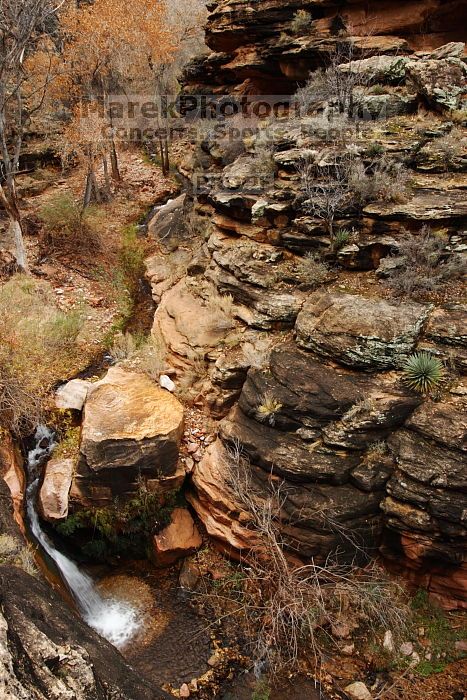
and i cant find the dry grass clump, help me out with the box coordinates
[111,331,166,381]
[197,442,409,678]
[207,289,236,331]
[0,275,85,435]
[175,350,210,405]
[0,534,37,576]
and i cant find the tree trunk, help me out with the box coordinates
[110,138,121,182]
[102,155,112,200]
[0,181,28,272]
[9,216,28,272]
[83,168,101,209]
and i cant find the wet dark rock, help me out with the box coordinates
[0,566,170,699]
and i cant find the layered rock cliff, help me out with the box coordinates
[147,1,467,609]
[183,0,467,94]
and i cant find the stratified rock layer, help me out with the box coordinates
[381,392,467,610]
[183,0,467,95]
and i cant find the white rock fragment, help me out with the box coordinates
[383,630,395,653]
[159,374,175,392]
[400,641,414,656]
[55,379,90,411]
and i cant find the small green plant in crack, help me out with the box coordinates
[409,589,465,676]
[333,227,352,251]
[402,352,445,395]
[366,141,386,157]
[256,391,283,426]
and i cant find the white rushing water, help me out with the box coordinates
[26,426,141,648]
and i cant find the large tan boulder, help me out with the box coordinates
[39,457,74,522]
[72,367,184,506]
[153,508,202,567]
[152,277,234,366]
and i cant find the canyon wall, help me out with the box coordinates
[167,0,467,609]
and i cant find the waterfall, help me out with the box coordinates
[26,426,141,648]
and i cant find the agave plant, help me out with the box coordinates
[402,352,445,394]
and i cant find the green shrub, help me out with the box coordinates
[333,228,352,250]
[56,481,177,562]
[366,141,386,157]
[402,352,445,394]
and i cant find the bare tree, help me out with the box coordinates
[296,39,371,118]
[0,0,64,270]
[298,153,353,245]
[150,0,208,175]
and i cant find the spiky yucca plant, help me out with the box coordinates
[402,352,445,394]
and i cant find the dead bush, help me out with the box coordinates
[295,42,370,117]
[350,157,411,205]
[290,9,313,35]
[197,441,409,678]
[429,127,467,171]
[384,226,466,298]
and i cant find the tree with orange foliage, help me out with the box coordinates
[60,0,174,185]
[0,0,66,271]
[62,103,111,207]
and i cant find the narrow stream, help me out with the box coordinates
[25,426,141,648]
